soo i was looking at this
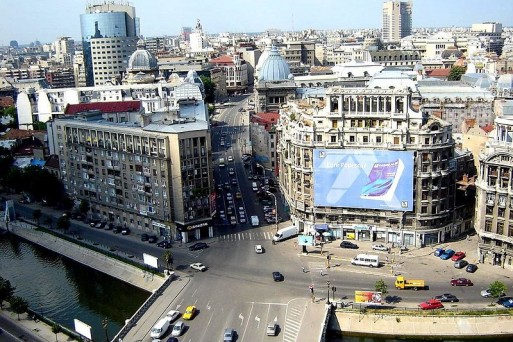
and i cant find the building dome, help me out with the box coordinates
[184,70,205,98]
[441,47,463,59]
[255,45,272,74]
[127,39,158,71]
[257,46,292,82]
[497,74,513,90]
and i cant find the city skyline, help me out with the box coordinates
[1,0,513,45]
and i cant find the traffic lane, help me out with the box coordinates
[0,312,45,342]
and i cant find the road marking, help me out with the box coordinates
[255,315,260,327]
[239,313,244,325]
[240,302,254,341]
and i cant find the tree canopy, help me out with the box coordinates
[200,75,216,103]
[448,66,467,81]
[0,277,16,309]
[9,296,28,320]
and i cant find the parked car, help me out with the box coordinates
[433,294,459,303]
[141,233,149,242]
[451,251,466,261]
[189,242,208,251]
[266,322,278,336]
[157,240,172,249]
[171,321,184,337]
[182,306,196,320]
[481,289,506,298]
[466,264,478,273]
[450,278,473,286]
[340,241,359,249]
[498,297,513,308]
[113,226,122,234]
[454,260,469,269]
[148,235,158,243]
[165,310,180,322]
[419,299,444,310]
[434,248,445,257]
[440,249,455,260]
[272,271,284,282]
[372,244,389,252]
[223,328,235,342]
[121,227,130,235]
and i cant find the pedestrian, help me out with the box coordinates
[385,256,389,263]
[320,269,324,276]
[302,266,306,273]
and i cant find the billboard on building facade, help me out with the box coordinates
[354,291,383,304]
[313,149,413,211]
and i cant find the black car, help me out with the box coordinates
[189,242,209,251]
[272,271,284,282]
[156,240,172,249]
[148,235,158,243]
[141,233,149,241]
[433,293,459,303]
[466,264,478,273]
[340,241,359,249]
[113,226,122,234]
[121,227,130,235]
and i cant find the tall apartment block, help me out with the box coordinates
[277,82,475,247]
[382,0,412,43]
[80,2,140,86]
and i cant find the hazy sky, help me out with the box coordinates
[1,0,513,45]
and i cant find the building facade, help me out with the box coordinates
[382,0,413,43]
[277,84,475,247]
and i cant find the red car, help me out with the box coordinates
[419,299,444,310]
[451,251,466,261]
[450,278,473,286]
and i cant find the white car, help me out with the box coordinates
[171,321,185,337]
[228,156,234,162]
[372,244,389,252]
[190,262,207,272]
[255,245,263,254]
[481,289,505,298]
[166,310,180,322]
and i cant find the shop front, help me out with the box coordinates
[176,219,213,243]
[152,221,171,239]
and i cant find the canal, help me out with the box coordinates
[0,233,149,341]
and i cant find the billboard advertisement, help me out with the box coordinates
[313,149,413,211]
[354,291,383,304]
[297,235,314,246]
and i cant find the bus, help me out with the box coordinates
[351,254,379,268]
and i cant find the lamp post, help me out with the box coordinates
[326,280,331,305]
[266,191,278,232]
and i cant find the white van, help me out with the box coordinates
[150,318,170,338]
[252,182,258,191]
[273,226,299,242]
[351,254,379,268]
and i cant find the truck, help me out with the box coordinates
[395,276,426,291]
[273,226,299,242]
[250,215,259,227]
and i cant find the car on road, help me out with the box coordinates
[141,233,149,241]
[164,337,178,342]
[235,192,242,199]
[466,264,478,273]
[451,251,466,261]
[156,240,172,249]
[255,245,263,254]
[372,244,389,252]
[440,249,455,260]
[231,179,237,185]
[223,328,235,342]
[266,322,278,336]
[190,262,207,271]
[189,242,208,251]
[272,271,284,282]
[498,297,513,308]
[227,155,234,162]
[148,235,158,243]
[121,227,130,235]
[166,310,180,322]
[171,321,184,337]
[239,216,246,224]
[433,294,459,303]
[182,306,196,320]
[230,216,237,225]
[340,241,359,249]
[481,289,506,298]
[450,278,473,286]
[454,259,468,269]
[419,299,444,310]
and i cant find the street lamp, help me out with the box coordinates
[326,280,331,305]
[266,191,278,232]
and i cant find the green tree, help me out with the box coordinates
[162,251,174,271]
[0,277,16,309]
[32,209,42,225]
[79,199,90,215]
[488,280,507,305]
[9,296,28,320]
[56,216,71,233]
[51,322,61,342]
[200,75,216,103]
[374,279,388,303]
[32,121,47,131]
[448,66,467,81]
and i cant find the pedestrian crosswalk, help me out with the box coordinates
[217,231,275,241]
[283,299,307,342]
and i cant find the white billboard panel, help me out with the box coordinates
[74,319,92,340]
[143,253,159,269]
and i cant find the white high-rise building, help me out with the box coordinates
[382,0,413,43]
[54,37,75,65]
[190,19,206,53]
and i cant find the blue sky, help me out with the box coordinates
[1,0,513,45]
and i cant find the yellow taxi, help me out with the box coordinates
[182,305,196,320]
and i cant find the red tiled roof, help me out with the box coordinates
[210,55,234,65]
[1,128,41,140]
[64,101,142,115]
[251,112,280,132]
[481,124,494,133]
[426,69,451,77]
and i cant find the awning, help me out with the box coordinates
[315,224,328,231]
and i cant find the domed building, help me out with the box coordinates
[254,45,296,112]
[124,39,160,84]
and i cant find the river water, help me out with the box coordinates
[0,233,149,342]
